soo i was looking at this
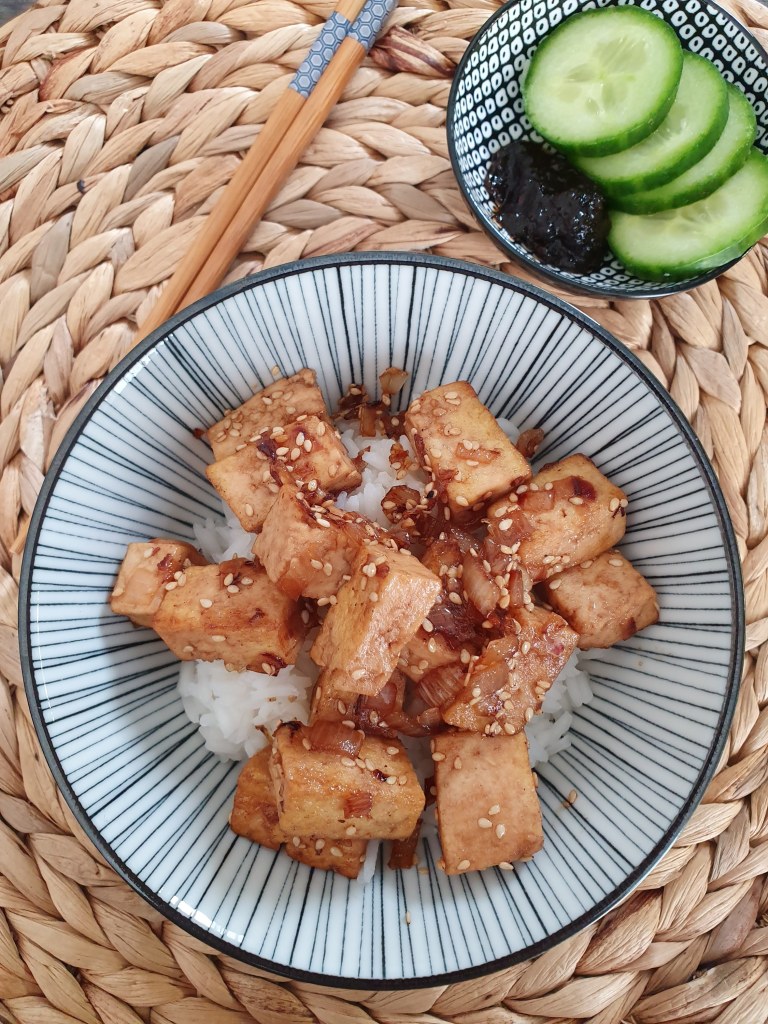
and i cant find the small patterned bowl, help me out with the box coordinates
[446,0,768,299]
[20,254,744,987]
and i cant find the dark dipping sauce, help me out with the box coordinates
[485,140,610,274]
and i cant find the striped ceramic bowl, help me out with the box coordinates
[20,254,743,987]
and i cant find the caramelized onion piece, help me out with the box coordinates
[344,790,374,818]
[516,427,545,459]
[381,485,422,525]
[359,403,379,437]
[462,551,501,616]
[551,475,596,502]
[518,488,554,512]
[490,506,535,543]
[380,366,409,396]
[507,569,525,608]
[469,635,518,696]
[417,663,466,709]
[307,720,364,758]
[388,819,422,870]
[455,444,499,464]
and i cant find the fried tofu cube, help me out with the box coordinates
[271,723,424,840]
[230,748,285,850]
[205,369,327,460]
[433,732,542,874]
[206,415,361,532]
[541,549,659,648]
[152,558,305,672]
[442,606,577,734]
[487,454,627,583]
[110,539,206,627]
[310,543,442,696]
[254,484,377,600]
[285,835,368,880]
[404,382,531,522]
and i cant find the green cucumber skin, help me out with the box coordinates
[524,7,683,158]
[608,151,768,281]
[574,54,730,197]
[610,212,768,281]
[611,87,757,213]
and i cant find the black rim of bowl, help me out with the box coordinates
[19,252,745,989]
[445,0,768,301]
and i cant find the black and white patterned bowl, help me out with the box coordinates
[20,254,743,986]
[447,0,768,299]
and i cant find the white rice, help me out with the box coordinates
[182,420,593,771]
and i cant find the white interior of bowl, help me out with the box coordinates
[22,256,740,985]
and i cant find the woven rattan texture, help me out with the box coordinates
[0,0,766,1019]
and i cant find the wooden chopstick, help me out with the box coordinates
[176,0,398,313]
[134,0,376,344]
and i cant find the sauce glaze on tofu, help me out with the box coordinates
[111,368,659,879]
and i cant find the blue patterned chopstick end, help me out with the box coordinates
[291,11,350,98]
[349,0,398,53]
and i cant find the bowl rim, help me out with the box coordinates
[19,251,745,989]
[445,0,768,301]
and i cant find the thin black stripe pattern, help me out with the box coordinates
[22,256,741,986]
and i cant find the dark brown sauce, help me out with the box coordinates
[485,140,610,274]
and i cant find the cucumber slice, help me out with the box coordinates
[612,85,757,213]
[575,53,729,197]
[608,149,768,281]
[523,7,683,157]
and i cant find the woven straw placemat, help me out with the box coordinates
[0,0,766,1019]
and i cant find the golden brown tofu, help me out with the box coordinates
[110,539,206,627]
[311,543,442,697]
[152,558,306,672]
[271,723,425,840]
[486,454,627,583]
[230,748,285,850]
[285,834,368,880]
[206,415,361,532]
[433,732,543,874]
[541,549,659,649]
[404,382,531,522]
[254,484,378,600]
[442,606,577,734]
[205,369,327,460]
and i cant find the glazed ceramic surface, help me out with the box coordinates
[447,0,768,299]
[21,254,743,986]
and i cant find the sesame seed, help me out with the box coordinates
[351,668,365,680]
[548,578,562,590]
[200,598,213,608]
[182,644,194,653]
[405,911,412,925]
[261,662,273,674]
[422,619,434,633]
[302,738,311,750]
[569,496,584,505]
[568,789,578,804]
[525,707,534,722]
[330,847,342,858]
[315,839,325,851]
[316,518,331,528]
[457,859,471,871]
[580,560,593,569]
[310,559,323,570]
[489,804,500,815]
[341,756,356,768]
[211,635,226,643]
[227,584,239,594]
[276,446,289,456]
[455,495,469,507]
[385,775,397,785]
[521,641,531,655]
[609,557,623,567]
[223,573,234,586]
[620,498,628,508]
[449,592,462,605]
[369,592,379,602]
[478,818,492,829]
[323,562,333,576]
[503,722,516,735]
[165,581,177,591]
[499,518,512,531]
[432,752,446,762]
[346,825,357,836]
